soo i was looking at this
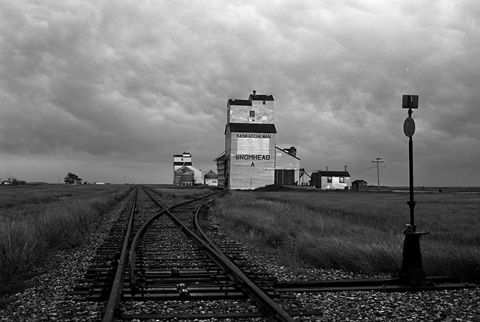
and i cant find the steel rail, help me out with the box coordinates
[102,186,138,322]
[139,190,293,322]
[141,185,219,210]
[106,187,292,321]
[128,209,167,286]
[128,186,219,288]
[192,200,296,322]
[103,186,218,322]
[274,276,478,293]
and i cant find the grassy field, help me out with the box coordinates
[145,184,219,201]
[0,183,133,285]
[0,183,219,288]
[212,187,480,282]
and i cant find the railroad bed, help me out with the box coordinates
[69,186,311,321]
[2,186,479,321]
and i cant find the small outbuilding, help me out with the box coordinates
[275,147,301,185]
[352,179,368,191]
[204,170,218,186]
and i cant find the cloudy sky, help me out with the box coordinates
[1,0,479,186]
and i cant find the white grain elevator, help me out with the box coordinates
[221,91,277,189]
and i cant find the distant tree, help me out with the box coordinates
[64,172,82,184]
[8,177,18,185]
[1,177,26,185]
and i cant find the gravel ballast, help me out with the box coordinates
[1,197,479,321]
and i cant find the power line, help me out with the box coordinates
[371,158,384,191]
[349,166,378,175]
[382,158,480,167]
[299,165,378,176]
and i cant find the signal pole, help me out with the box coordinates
[400,94,430,286]
[371,158,384,191]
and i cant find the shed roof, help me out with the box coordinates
[318,171,351,177]
[204,170,218,179]
[352,179,367,184]
[213,151,225,162]
[174,166,195,174]
[275,147,300,160]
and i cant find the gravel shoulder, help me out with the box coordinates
[0,198,128,322]
[1,198,479,322]
[243,247,480,321]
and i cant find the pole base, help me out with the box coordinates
[400,231,431,286]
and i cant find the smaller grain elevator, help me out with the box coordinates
[173,152,202,185]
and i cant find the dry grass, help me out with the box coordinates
[0,184,133,284]
[146,184,215,201]
[212,189,480,282]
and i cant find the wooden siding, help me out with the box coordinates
[226,129,276,189]
[275,169,295,185]
[311,172,352,189]
[227,101,274,124]
[173,167,195,185]
[275,149,300,184]
[319,176,351,190]
[214,157,226,187]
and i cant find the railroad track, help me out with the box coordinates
[68,185,475,321]
[69,186,315,321]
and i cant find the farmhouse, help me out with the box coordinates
[311,170,351,190]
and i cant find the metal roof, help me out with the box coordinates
[213,151,225,161]
[352,179,367,183]
[204,170,218,179]
[275,147,300,160]
[174,166,195,174]
[317,171,351,177]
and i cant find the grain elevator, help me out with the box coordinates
[173,152,202,185]
[215,91,300,189]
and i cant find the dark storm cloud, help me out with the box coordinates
[1,0,479,184]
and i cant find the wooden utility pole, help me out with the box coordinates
[371,158,384,191]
